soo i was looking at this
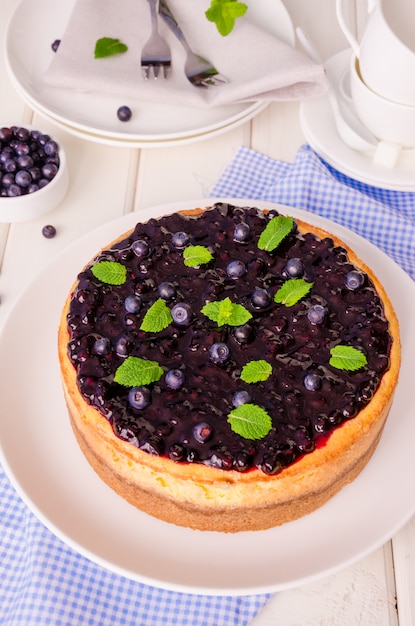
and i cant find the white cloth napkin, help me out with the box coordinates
[43,0,327,108]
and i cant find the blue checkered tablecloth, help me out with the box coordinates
[1,144,414,626]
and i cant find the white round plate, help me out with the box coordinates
[300,50,415,191]
[0,199,413,596]
[4,0,294,147]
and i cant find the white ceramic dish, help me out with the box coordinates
[0,198,413,596]
[0,125,68,223]
[4,0,294,147]
[300,50,415,191]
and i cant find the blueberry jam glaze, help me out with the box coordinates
[66,204,392,475]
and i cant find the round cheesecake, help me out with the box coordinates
[58,203,400,532]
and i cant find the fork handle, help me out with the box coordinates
[158,0,190,51]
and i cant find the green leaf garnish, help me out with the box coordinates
[201,297,252,327]
[329,345,368,371]
[114,356,163,387]
[240,359,272,383]
[94,37,128,59]
[228,403,272,440]
[91,260,127,285]
[274,278,313,307]
[183,245,213,267]
[205,0,248,36]
[258,215,294,252]
[140,298,172,333]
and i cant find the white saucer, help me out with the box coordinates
[300,50,415,191]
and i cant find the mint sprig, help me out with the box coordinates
[114,356,163,387]
[94,37,128,59]
[274,278,313,307]
[258,215,294,252]
[329,345,368,371]
[228,403,272,440]
[202,297,252,327]
[205,0,248,36]
[140,298,172,333]
[241,359,272,383]
[183,245,213,267]
[91,260,127,285]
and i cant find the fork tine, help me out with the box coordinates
[141,0,172,80]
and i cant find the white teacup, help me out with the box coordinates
[349,55,415,147]
[337,0,415,106]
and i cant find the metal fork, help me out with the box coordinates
[141,0,172,79]
[159,0,228,88]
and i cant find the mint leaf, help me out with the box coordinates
[241,359,272,383]
[140,298,172,333]
[202,297,252,327]
[183,245,213,267]
[274,278,313,307]
[91,260,127,285]
[114,356,163,387]
[205,0,248,36]
[94,37,128,59]
[228,403,272,440]
[329,345,368,371]
[258,215,294,252]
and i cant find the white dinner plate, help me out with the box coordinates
[4,0,294,147]
[300,50,415,191]
[0,199,414,596]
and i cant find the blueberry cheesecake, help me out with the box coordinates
[58,203,400,532]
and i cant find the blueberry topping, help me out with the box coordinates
[171,302,192,325]
[232,390,251,406]
[226,259,246,279]
[42,224,57,239]
[172,231,190,248]
[131,239,149,258]
[209,342,230,364]
[169,443,186,461]
[165,368,185,390]
[307,304,327,325]
[251,288,271,309]
[345,270,365,290]
[117,106,132,122]
[124,295,141,313]
[193,422,213,443]
[158,281,176,300]
[233,323,254,344]
[93,337,111,355]
[128,386,151,409]
[285,257,304,277]
[304,373,321,391]
[233,222,250,242]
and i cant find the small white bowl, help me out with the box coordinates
[349,56,415,148]
[0,125,69,223]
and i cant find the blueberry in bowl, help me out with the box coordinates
[0,125,69,223]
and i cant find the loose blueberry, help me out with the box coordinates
[124,295,141,313]
[128,386,151,409]
[307,304,327,325]
[304,373,321,391]
[251,288,271,309]
[15,170,32,188]
[51,39,61,52]
[193,422,213,443]
[233,222,250,242]
[172,231,190,248]
[158,281,176,300]
[232,390,251,407]
[44,140,59,157]
[285,257,304,277]
[226,259,246,279]
[209,342,230,364]
[131,239,149,258]
[171,302,192,325]
[117,106,132,122]
[165,368,185,390]
[345,270,364,290]
[41,224,56,238]
[41,162,58,180]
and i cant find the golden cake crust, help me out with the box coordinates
[58,208,401,532]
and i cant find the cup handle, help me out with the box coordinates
[335,0,361,56]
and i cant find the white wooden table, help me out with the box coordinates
[1,1,414,623]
